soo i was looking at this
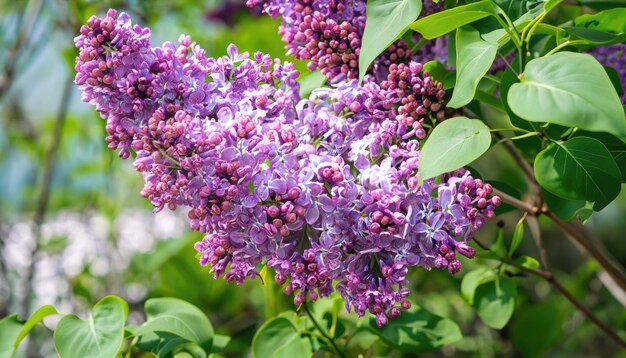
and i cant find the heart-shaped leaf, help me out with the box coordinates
[136,297,214,355]
[368,305,462,352]
[13,305,59,353]
[53,296,128,358]
[534,137,621,210]
[461,267,496,305]
[474,276,517,329]
[359,0,423,83]
[508,52,626,142]
[419,117,491,185]
[252,317,312,358]
[447,27,498,108]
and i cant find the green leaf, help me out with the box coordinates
[359,0,423,82]
[543,190,587,221]
[137,297,214,355]
[575,8,626,34]
[298,71,326,98]
[563,27,626,45]
[252,317,311,358]
[419,117,491,185]
[534,137,621,211]
[578,0,626,11]
[13,305,59,353]
[54,296,128,358]
[461,267,496,305]
[611,148,626,182]
[473,277,517,329]
[511,303,564,356]
[500,61,539,133]
[210,335,231,354]
[409,0,497,39]
[368,305,462,352]
[508,52,626,142]
[515,256,540,270]
[605,66,625,99]
[0,314,23,358]
[422,60,455,89]
[508,216,525,258]
[447,27,498,108]
[543,0,563,11]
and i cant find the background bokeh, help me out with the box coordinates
[1,1,625,356]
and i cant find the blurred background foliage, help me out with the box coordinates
[0,0,625,357]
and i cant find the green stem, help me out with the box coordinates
[157,147,180,166]
[493,14,522,49]
[545,40,588,56]
[489,127,531,133]
[303,303,346,358]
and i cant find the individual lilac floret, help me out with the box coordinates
[588,44,626,104]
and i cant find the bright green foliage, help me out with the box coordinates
[0,315,23,358]
[359,0,422,82]
[419,117,491,185]
[473,277,517,329]
[461,268,496,305]
[508,53,626,142]
[409,0,497,39]
[534,137,621,210]
[368,305,462,352]
[135,297,215,356]
[252,317,312,358]
[53,296,128,358]
[448,27,498,108]
[13,305,58,354]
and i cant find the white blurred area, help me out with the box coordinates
[0,208,188,318]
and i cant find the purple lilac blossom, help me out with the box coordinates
[246,0,415,82]
[588,44,626,104]
[75,9,500,326]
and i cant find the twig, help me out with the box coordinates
[545,211,626,296]
[495,186,626,296]
[492,188,535,214]
[20,77,73,317]
[526,215,550,272]
[302,302,346,358]
[473,238,626,349]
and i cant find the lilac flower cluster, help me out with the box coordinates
[75,9,500,326]
[588,44,626,104]
[246,0,417,82]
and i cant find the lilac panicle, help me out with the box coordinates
[75,9,500,327]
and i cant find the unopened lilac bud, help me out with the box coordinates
[375,313,388,327]
[275,273,286,285]
[447,259,461,274]
[456,242,476,258]
[389,306,401,319]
